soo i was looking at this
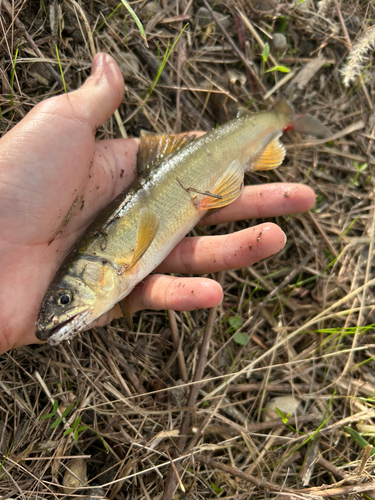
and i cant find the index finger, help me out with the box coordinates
[200,183,316,225]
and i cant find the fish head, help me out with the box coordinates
[35,256,119,345]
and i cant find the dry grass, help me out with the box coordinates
[1,0,375,498]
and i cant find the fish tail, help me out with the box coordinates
[274,97,331,139]
[291,114,332,138]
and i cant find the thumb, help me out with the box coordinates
[36,53,124,131]
[68,53,124,129]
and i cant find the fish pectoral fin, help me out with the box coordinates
[127,207,160,271]
[252,136,286,171]
[138,131,196,173]
[200,159,244,211]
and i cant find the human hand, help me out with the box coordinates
[0,53,316,353]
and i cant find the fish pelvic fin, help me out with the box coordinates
[252,136,286,171]
[200,159,244,211]
[119,297,134,330]
[138,131,196,173]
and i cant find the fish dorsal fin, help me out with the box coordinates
[200,159,244,210]
[252,136,286,171]
[236,107,252,118]
[138,131,196,173]
[127,207,159,271]
[274,97,294,119]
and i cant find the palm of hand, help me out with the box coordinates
[0,54,315,353]
[0,70,138,351]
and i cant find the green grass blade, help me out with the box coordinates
[40,400,58,420]
[261,43,270,62]
[71,416,82,429]
[74,426,88,441]
[50,417,63,429]
[0,442,12,476]
[142,23,188,109]
[10,44,19,107]
[119,0,148,47]
[344,427,375,455]
[274,391,335,466]
[61,404,73,419]
[95,2,123,34]
[55,45,67,93]
[40,412,55,421]
[265,65,291,73]
[41,0,48,18]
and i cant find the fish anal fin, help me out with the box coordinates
[252,136,286,171]
[200,159,244,211]
[138,131,196,173]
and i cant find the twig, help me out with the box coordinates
[302,483,375,497]
[317,454,375,500]
[195,454,296,494]
[201,0,269,98]
[67,0,96,56]
[333,0,351,49]
[163,443,185,493]
[319,146,375,166]
[196,454,375,498]
[205,275,375,398]
[343,202,375,374]
[285,120,365,148]
[2,0,64,87]
[247,249,315,332]
[234,12,253,94]
[168,310,187,382]
[207,414,320,436]
[134,44,212,130]
[162,307,217,500]
[308,212,338,258]
[235,8,278,68]
[65,0,127,139]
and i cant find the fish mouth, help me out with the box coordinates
[36,310,90,345]
[48,314,80,336]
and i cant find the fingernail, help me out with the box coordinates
[91,53,110,76]
[282,230,287,246]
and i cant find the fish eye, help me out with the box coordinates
[53,289,73,306]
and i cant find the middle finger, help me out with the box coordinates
[156,222,286,274]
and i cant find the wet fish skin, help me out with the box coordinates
[35,103,329,344]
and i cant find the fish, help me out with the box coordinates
[35,99,331,345]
